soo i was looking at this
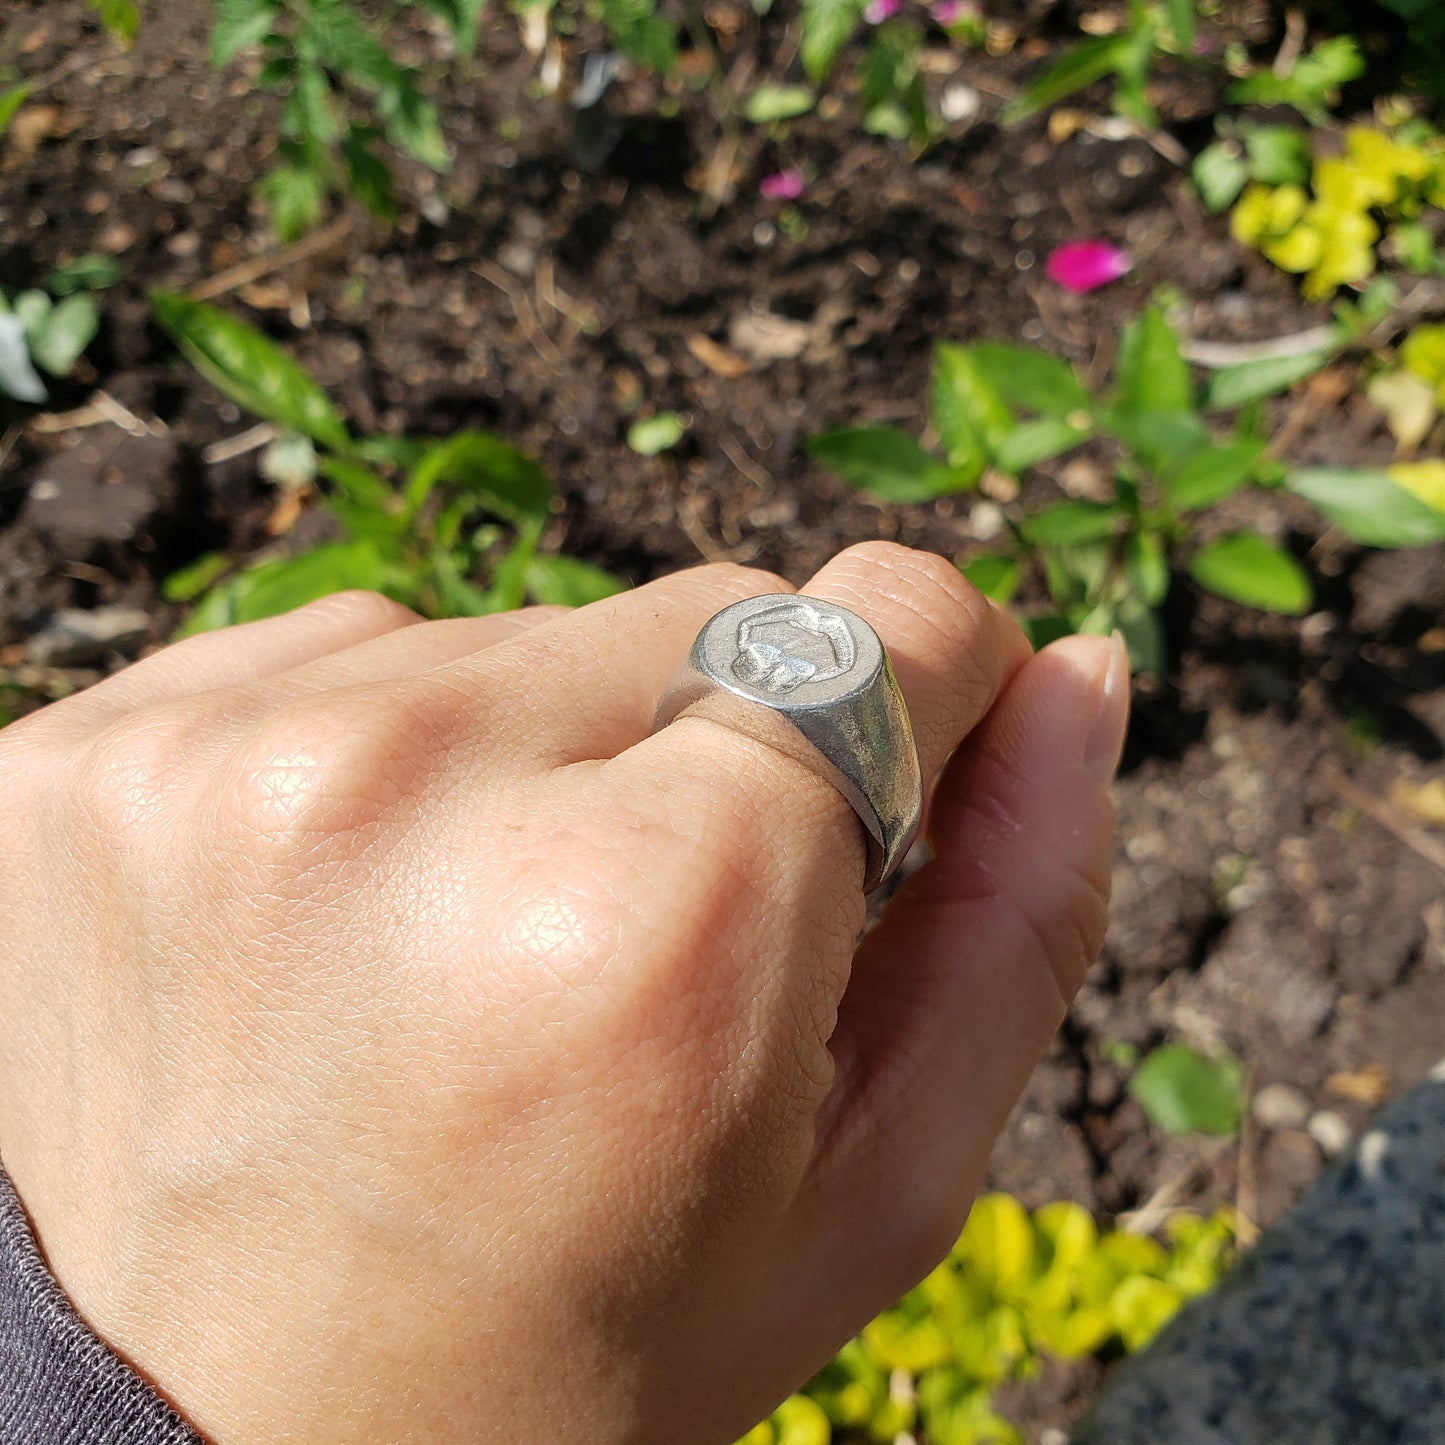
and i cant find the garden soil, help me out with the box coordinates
[3,0,1444,1435]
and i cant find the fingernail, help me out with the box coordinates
[1084,630,1131,786]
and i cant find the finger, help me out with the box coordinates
[797,542,1032,790]
[808,632,1128,1275]
[432,562,794,767]
[46,591,421,734]
[252,606,571,698]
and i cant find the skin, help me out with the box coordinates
[0,542,1126,1444]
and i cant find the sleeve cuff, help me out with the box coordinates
[0,1157,203,1444]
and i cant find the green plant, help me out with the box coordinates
[1128,1043,1246,1136]
[201,0,474,240]
[738,1194,1237,1445]
[1223,34,1364,124]
[152,291,623,630]
[1002,0,1200,129]
[0,266,110,404]
[1230,121,1445,299]
[1192,120,1313,214]
[809,302,1445,670]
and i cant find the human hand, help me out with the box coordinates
[0,542,1124,1444]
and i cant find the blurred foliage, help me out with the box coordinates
[810,298,1445,671]
[1229,121,1445,299]
[740,1196,1237,1445]
[152,291,623,629]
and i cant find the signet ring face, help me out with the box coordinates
[651,594,923,892]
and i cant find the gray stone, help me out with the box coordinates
[25,606,151,666]
[1072,1069,1445,1445]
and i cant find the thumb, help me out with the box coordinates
[809,631,1128,1280]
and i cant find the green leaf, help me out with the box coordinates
[1020,499,1120,546]
[956,1193,1037,1294]
[968,343,1090,416]
[180,540,396,634]
[931,342,1012,474]
[1101,408,1212,471]
[1225,36,1364,124]
[151,290,350,450]
[524,554,627,607]
[1125,529,1170,605]
[211,0,278,64]
[1161,0,1197,50]
[993,417,1090,474]
[1242,123,1312,186]
[256,162,326,243]
[1115,306,1192,416]
[1022,613,1073,650]
[627,412,686,455]
[382,91,450,172]
[800,0,866,83]
[807,426,962,504]
[89,0,141,45]
[959,553,1021,603]
[743,85,816,124]
[1002,34,1134,124]
[1128,1043,1245,1136]
[285,64,341,145]
[1191,141,1248,213]
[768,1394,831,1445]
[1202,351,1333,411]
[0,82,32,139]
[597,0,678,71]
[1288,468,1445,547]
[27,293,99,377]
[1110,1275,1185,1352]
[405,431,552,525]
[1165,442,1262,511]
[1188,533,1312,614]
[162,551,232,603]
[340,128,397,221]
[318,457,407,539]
[44,254,122,295]
[1115,593,1165,673]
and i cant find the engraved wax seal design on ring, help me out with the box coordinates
[730,600,860,695]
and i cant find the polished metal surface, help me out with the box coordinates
[652,593,922,891]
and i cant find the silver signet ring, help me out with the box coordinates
[651,594,923,892]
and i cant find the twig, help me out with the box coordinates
[0,422,21,474]
[1234,1069,1260,1248]
[471,260,565,367]
[719,433,774,493]
[185,217,353,302]
[203,423,277,466]
[1119,1137,1232,1235]
[1182,326,1339,368]
[1321,763,1445,876]
[27,390,160,437]
[1274,7,1307,80]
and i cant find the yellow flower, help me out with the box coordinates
[1303,204,1378,298]
[1388,461,1445,513]
[1313,155,1376,213]
[1231,183,1308,245]
[1261,223,1323,274]
[1343,126,1432,208]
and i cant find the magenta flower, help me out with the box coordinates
[864,0,903,22]
[759,169,805,202]
[1045,240,1133,294]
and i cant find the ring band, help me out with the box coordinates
[652,593,923,892]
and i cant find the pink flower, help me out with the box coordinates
[864,0,903,22]
[759,169,805,201]
[1045,240,1133,294]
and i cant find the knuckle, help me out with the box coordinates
[216,688,426,854]
[291,589,420,634]
[68,710,195,837]
[680,561,793,602]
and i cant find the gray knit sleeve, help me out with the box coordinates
[0,1159,203,1444]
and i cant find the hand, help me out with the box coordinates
[0,542,1124,1444]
